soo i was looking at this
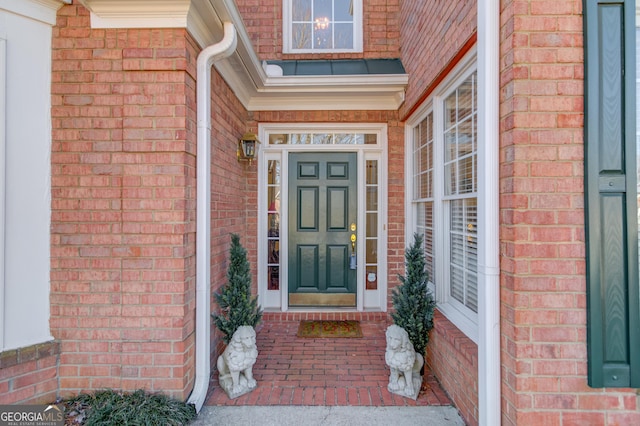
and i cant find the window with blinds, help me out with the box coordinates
[413,113,435,282]
[444,73,478,314]
[410,68,479,331]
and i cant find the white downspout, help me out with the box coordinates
[188,21,237,412]
[477,0,500,425]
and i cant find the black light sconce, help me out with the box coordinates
[238,133,260,164]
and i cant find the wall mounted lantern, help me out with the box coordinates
[238,133,260,164]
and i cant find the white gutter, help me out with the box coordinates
[188,21,237,412]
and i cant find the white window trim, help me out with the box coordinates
[282,0,363,54]
[0,36,6,350]
[405,48,482,344]
[257,123,387,312]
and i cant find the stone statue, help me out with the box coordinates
[385,324,424,400]
[217,325,259,399]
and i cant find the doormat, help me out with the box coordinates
[297,320,363,338]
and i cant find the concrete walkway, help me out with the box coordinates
[190,405,466,426]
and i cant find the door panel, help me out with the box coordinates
[288,152,357,307]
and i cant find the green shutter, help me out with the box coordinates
[584,0,640,388]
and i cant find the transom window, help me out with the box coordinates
[268,132,376,145]
[283,0,363,53]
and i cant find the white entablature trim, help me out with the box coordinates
[0,0,70,25]
[77,0,408,111]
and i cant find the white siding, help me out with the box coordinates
[0,1,57,350]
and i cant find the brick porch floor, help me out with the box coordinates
[204,312,453,407]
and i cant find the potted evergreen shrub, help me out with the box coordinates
[391,232,436,364]
[212,233,263,344]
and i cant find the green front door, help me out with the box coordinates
[288,152,357,307]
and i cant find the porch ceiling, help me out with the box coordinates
[78,0,409,111]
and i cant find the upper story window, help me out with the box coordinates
[283,0,363,54]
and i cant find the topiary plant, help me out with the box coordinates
[212,234,263,344]
[391,232,436,357]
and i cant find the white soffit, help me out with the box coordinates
[78,0,408,111]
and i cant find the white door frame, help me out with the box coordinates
[257,123,388,312]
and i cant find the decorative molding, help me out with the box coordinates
[78,0,191,27]
[0,0,68,25]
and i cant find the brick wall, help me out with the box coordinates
[235,0,400,60]
[0,342,60,404]
[399,0,476,119]
[49,2,249,400]
[428,313,478,426]
[499,0,640,425]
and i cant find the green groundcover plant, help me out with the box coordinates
[61,389,196,425]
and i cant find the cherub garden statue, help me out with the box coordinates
[217,325,259,399]
[385,324,424,400]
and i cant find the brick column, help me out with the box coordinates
[51,3,198,399]
[500,1,639,424]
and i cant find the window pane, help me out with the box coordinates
[314,26,332,49]
[449,198,478,313]
[414,114,434,200]
[334,23,354,49]
[366,213,377,236]
[313,0,332,18]
[366,160,378,183]
[269,134,288,145]
[458,79,474,121]
[466,272,477,311]
[292,23,312,49]
[364,134,377,144]
[366,239,377,263]
[292,0,311,21]
[424,202,435,280]
[366,187,377,210]
[313,133,332,144]
[290,134,311,144]
[335,0,353,20]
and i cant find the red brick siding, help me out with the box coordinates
[428,312,478,426]
[50,3,209,399]
[500,0,640,425]
[236,0,400,60]
[0,342,60,404]
[399,0,476,119]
